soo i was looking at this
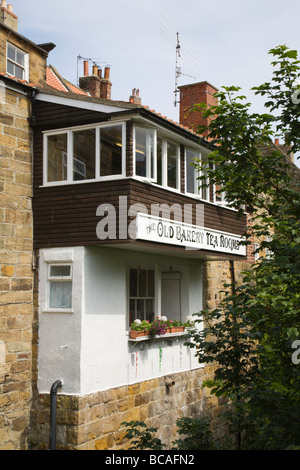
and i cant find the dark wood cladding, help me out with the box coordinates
[128,179,246,236]
[33,177,246,249]
[33,100,107,131]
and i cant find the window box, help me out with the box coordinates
[129,318,192,341]
[130,329,150,339]
[169,326,185,333]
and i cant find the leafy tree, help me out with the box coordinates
[186,45,300,449]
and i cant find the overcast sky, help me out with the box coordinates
[13,0,300,163]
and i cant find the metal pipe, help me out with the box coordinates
[49,380,63,450]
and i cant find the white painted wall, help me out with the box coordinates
[38,246,203,396]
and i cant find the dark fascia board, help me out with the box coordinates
[36,87,214,151]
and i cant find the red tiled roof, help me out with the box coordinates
[46,65,88,96]
[0,72,36,88]
[46,67,68,92]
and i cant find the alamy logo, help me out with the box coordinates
[292,340,300,365]
[291,79,300,104]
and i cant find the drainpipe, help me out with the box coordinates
[50,380,63,450]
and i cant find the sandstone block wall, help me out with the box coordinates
[0,83,33,450]
[29,366,225,450]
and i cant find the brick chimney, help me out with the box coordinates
[79,62,112,100]
[100,66,112,100]
[0,1,18,32]
[178,81,218,136]
[129,88,141,105]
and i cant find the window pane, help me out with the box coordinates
[136,299,144,319]
[167,141,178,189]
[7,60,14,76]
[146,299,154,323]
[135,127,155,178]
[73,129,95,180]
[49,281,72,309]
[200,176,208,200]
[135,127,147,177]
[139,269,147,297]
[7,43,15,61]
[157,136,162,185]
[50,265,71,277]
[14,64,23,79]
[186,149,197,194]
[148,270,154,297]
[129,299,136,324]
[16,49,25,67]
[100,125,122,176]
[47,134,68,182]
[129,269,137,297]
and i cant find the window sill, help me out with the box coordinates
[42,309,73,314]
[128,329,187,342]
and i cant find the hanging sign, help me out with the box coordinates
[136,213,246,256]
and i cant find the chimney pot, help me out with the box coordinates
[104,67,110,80]
[83,61,89,76]
[275,138,279,146]
[129,88,141,105]
[98,68,102,78]
[92,65,98,76]
[0,1,18,31]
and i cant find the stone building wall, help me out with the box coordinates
[0,82,34,450]
[29,366,225,450]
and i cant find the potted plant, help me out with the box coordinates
[170,320,185,333]
[130,320,150,339]
[148,319,168,336]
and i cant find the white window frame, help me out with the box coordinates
[214,182,228,206]
[155,136,180,192]
[43,122,126,186]
[133,125,157,182]
[128,265,157,327]
[47,263,73,313]
[185,148,209,201]
[6,42,29,81]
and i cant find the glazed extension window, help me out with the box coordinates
[7,42,29,81]
[44,123,125,185]
[48,264,72,310]
[186,149,209,201]
[129,268,155,326]
[134,126,156,180]
[156,136,180,190]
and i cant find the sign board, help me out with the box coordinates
[136,213,246,256]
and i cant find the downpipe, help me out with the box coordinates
[50,380,63,450]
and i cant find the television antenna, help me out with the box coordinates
[77,54,109,86]
[160,15,198,106]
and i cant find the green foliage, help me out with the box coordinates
[121,421,166,450]
[186,45,300,450]
[173,417,218,450]
[122,417,218,450]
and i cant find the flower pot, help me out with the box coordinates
[171,327,185,333]
[130,330,149,339]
